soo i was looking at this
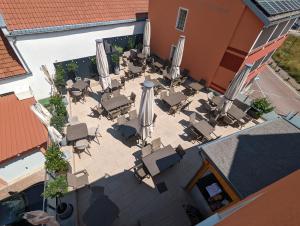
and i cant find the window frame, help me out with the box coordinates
[169,44,177,61]
[175,7,189,32]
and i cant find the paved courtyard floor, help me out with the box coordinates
[61,68,260,226]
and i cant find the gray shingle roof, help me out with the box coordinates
[201,118,300,198]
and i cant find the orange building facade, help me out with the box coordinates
[149,0,299,93]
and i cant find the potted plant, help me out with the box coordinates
[45,144,69,175]
[111,45,123,75]
[248,98,274,119]
[90,56,97,74]
[66,61,78,80]
[43,176,73,220]
[49,95,68,133]
[127,36,135,50]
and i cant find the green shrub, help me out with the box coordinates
[251,98,274,117]
[66,61,78,73]
[50,114,65,133]
[45,144,69,174]
[49,95,67,117]
[127,37,135,50]
[54,64,65,92]
[113,45,123,55]
[43,176,68,200]
[111,53,120,65]
[90,56,96,65]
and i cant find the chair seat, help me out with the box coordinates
[136,167,147,177]
[75,139,89,147]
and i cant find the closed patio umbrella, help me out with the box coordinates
[142,19,151,58]
[30,103,63,144]
[169,36,185,80]
[217,64,253,116]
[96,39,112,91]
[138,80,154,142]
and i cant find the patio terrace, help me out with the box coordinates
[60,65,261,226]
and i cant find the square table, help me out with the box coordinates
[192,120,215,138]
[228,105,246,121]
[129,66,143,74]
[188,82,204,91]
[142,145,181,177]
[72,80,88,91]
[162,92,187,107]
[66,123,88,142]
[101,95,131,112]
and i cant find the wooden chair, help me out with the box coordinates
[120,77,126,89]
[71,90,84,103]
[188,113,197,128]
[74,139,90,158]
[180,100,192,112]
[160,91,168,100]
[89,105,104,119]
[141,145,152,157]
[66,80,74,90]
[175,145,185,159]
[129,92,137,106]
[88,126,101,144]
[153,113,158,127]
[151,138,163,152]
[133,163,149,184]
[222,115,235,128]
[67,170,89,189]
[128,109,138,120]
[169,105,180,116]
[108,109,121,121]
[120,105,131,115]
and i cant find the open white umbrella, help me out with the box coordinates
[142,19,151,58]
[169,36,185,80]
[31,103,63,144]
[138,81,154,142]
[217,64,253,115]
[96,39,112,91]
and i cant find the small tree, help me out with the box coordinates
[127,37,135,50]
[66,61,78,73]
[43,176,68,205]
[251,98,274,117]
[54,64,65,93]
[45,145,69,174]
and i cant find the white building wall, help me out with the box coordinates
[0,74,31,96]
[9,21,145,100]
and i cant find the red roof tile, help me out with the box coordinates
[0,0,149,31]
[0,94,48,163]
[0,31,26,79]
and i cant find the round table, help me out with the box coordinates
[72,80,88,91]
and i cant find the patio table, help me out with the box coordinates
[72,80,88,91]
[101,95,131,112]
[162,92,187,107]
[188,82,204,91]
[129,66,143,74]
[111,79,121,90]
[137,53,146,59]
[66,123,88,142]
[192,120,215,139]
[119,118,139,139]
[142,145,181,177]
[228,105,246,121]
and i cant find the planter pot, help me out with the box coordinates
[247,107,261,119]
[57,202,73,220]
[114,65,120,75]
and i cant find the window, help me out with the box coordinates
[252,24,277,50]
[176,8,188,31]
[269,20,289,42]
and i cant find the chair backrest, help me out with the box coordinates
[141,145,152,157]
[117,115,127,125]
[66,80,74,87]
[145,75,151,81]
[129,110,138,120]
[160,91,168,99]
[153,113,157,125]
[84,78,91,87]
[151,138,162,151]
[72,90,82,96]
[223,115,234,124]
[181,76,188,84]
[207,92,214,101]
[121,77,126,85]
[181,101,192,111]
[130,92,136,102]
[175,145,185,158]
[189,113,196,124]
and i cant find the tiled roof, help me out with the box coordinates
[0,94,48,163]
[0,0,149,31]
[0,31,26,79]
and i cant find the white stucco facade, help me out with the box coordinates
[3,21,145,100]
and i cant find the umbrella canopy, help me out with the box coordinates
[217,64,253,114]
[30,103,63,144]
[142,19,151,58]
[96,39,112,91]
[138,80,154,141]
[169,36,185,80]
